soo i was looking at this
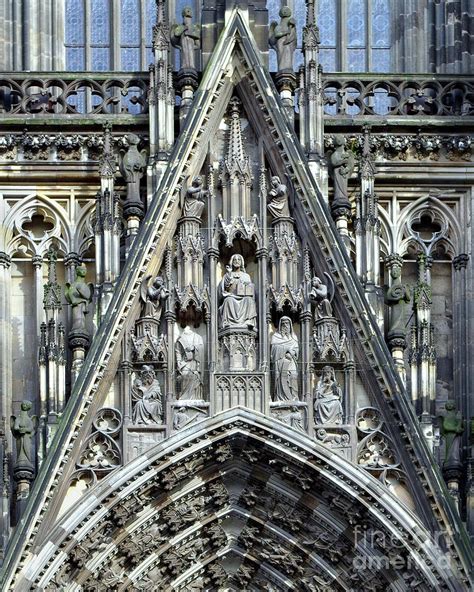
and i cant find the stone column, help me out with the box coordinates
[453,253,469,442]
[0,253,12,447]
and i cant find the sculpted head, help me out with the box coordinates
[192,176,202,187]
[445,400,455,411]
[76,265,87,279]
[153,275,164,288]
[334,134,346,148]
[279,316,292,335]
[271,175,280,187]
[279,6,292,18]
[322,365,335,380]
[182,6,193,18]
[140,365,156,384]
[126,133,140,146]
[230,254,245,271]
[20,400,32,412]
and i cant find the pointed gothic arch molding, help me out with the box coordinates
[21,410,465,591]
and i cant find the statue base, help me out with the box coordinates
[313,317,346,361]
[218,327,257,371]
[387,329,407,351]
[68,329,90,351]
[176,68,199,92]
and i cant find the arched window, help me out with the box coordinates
[65,0,157,71]
[316,0,392,72]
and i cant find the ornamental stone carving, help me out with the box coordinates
[269,7,297,72]
[131,365,163,425]
[309,274,333,319]
[140,274,169,322]
[271,316,299,401]
[385,254,410,346]
[65,265,94,334]
[119,133,147,207]
[314,366,343,425]
[267,175,290,219]
[218,254,257,331]
[171,7,200,71]
[183,176,208,218]
[175,327,204,400]
[330,134,354,207]
[440,400,464,468]
[11,401,37,469]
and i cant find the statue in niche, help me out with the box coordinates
[440,401,464,466]
[131,365,163,425]
[385,256,410,338]
[330,135,355,205]
[269,7,297,72]
[120,133,147,204]
[271,316,299,401]
[65,265,94,333]
[314,365,343,425]
[175,327,203,400]
[140,275,169,322]
[171,7,200,70]
[310,275,334,319]
[183,176,208,218]
[218,254,257,331]
[11,401,38,467]
[267,175,290,219]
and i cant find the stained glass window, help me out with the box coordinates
[65,0,159,71]
[316,0,392,72]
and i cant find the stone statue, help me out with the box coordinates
[440,401,464,465]
[65,265,94,333]
[271,316,299,401]
[267,175,290,219]
[314,366,343,425]
[218,254,257,330]
[120,133,147,204]
[131,365,163,425]
[330,135,354,205]
[309,275,334,319]
[269,7,297,72]
[11,401,38,467]
[183,176,208,218]
[275,405,305,432]
[140,275,169,321]
[385,256,410,339]
[175,327,203,400]
[171,7,200,70]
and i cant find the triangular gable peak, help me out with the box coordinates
[1,8,471,589]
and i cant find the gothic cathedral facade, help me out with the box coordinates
[0,1,473,590]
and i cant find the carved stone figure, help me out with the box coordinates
[171,7,200,70]
[314,366,343,425]
[267,175,290,219]
[218,254,257,330]
[274,405,305,432]
[269,7,297,72]
[140,275,169,321]
[183,176,208,218]
[385,256,410,340]
[271,316,299,401]
[65,265,94,333]
[11,401,37,467]
[131,366,163,425]
[120,133,147,204]
[175,327,203,400]
[440,401,464,465]
[309,274,334,319]
[330,135,354,205]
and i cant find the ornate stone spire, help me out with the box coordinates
[43,245,61,315]
[224,97,252,180]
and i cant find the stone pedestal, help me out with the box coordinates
[218,328,257,372]
[68,330,90,386]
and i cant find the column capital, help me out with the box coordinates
[32,255,43,268]
[64,252,82,268]
[453,253,469,271]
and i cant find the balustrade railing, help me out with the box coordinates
[0,72,473,119]
[0,73,149,116]
[321,74,474,118]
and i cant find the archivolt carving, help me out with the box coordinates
[27,415,460,591]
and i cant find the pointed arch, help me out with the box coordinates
[20,410,466,591]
